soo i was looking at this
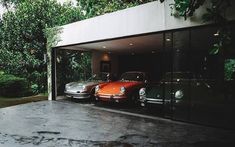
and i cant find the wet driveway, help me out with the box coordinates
[0,101,235,147]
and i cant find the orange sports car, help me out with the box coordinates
[95,71,149,103]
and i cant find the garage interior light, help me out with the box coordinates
[166,38,171,42]
[102,53,110,61]
[214,31,219,36]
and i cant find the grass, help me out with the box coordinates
[0,94,48,108]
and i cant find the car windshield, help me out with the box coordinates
[119,72,144,82]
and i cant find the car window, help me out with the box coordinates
[120,72,144,82]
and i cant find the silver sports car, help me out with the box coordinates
[64,73,110,99]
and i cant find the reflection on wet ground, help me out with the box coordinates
[67,98,164,117]
[0,100,235,147]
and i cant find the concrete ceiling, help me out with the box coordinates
[59,33,163,55]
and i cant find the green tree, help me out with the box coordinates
[77,0,155,19]
[0,0,82,93]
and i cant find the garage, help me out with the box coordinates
[48,1,235,129]
[60,33,165,81]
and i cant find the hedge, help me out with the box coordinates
[0,74,29,97]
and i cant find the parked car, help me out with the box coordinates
[95,71,149,103]
[64,73,110,99]
[139,72,215,107]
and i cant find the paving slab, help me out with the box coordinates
[0,101,235,147]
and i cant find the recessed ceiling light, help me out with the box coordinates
[102,46,106,49]
[214,32,219,36]
[129,43,133,46]
[166,38,171,42]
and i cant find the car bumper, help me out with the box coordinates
[64,91,91,99]
[140,98,164,107]
[95,94,128,103]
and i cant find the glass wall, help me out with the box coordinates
[161,24,235,128]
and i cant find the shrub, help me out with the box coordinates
[31,84,39,94]
[0,74,30,97]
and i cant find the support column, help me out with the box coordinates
[47,47,57,100]
[51,48,57,100]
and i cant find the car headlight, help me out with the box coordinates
[65,84,71,90]
[139,88,146,100]
[175,90,184,99]
[120,87,126,94]
[139,88,146,96]
[95,85,100,93]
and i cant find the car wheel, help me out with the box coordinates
[90,88,96,102]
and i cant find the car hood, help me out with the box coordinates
[98,81,143,94]
[66,81,101,91]
[146,85,163,99]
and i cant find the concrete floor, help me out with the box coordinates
[0,101,235,147]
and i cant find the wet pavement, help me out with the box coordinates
[0,100,235,147]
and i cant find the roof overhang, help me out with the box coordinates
[54,0,235,53]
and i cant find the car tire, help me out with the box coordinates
[90,88,96,102]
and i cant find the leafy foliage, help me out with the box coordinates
[0,0,82,93]
[56,50,92,94]
[202,0,231,56]
[169,0,205,19]
[225,59,235,80]
[0,74,30,97]
[77,0,155,19]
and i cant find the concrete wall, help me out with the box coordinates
[55,1,235,48]
[56,1,165,47]
[91,51,118,75]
